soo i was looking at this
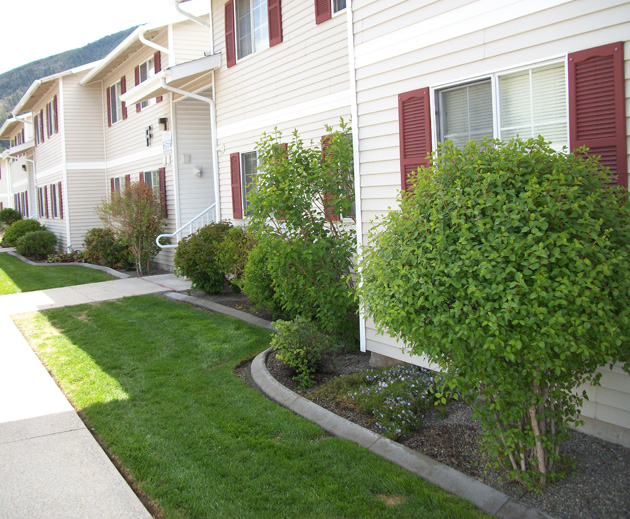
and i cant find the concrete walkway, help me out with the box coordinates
[0,271,191,519]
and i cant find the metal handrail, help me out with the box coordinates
[156,203,217,249]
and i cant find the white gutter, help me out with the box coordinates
[174,1,210,28]
[346,0,366,352]
[159,79,221,223]
[139,27,171,56]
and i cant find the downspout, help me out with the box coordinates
[59,78,71,250]
[160,79,221,223]
[174,1,211,29]
[139,28,171,56]
[346,0,366,352]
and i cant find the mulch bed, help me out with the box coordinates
[230,302,630,519]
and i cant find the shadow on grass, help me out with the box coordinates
[18,295,491,519]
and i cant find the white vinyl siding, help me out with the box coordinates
[352,0,630,440]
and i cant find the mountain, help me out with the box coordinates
[0,26,137,147]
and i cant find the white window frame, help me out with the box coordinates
[50,184,59,219]
[332,0,346,15]
[34,113,43,145]
[142,170,160,197]
[112,176,124,194]
[139,57,156,109]
[109,81,123,125]
[240,151,258,216]
[38,187,46,218]
[45,100,56,137]
[235,0,269,61]
[431,57,569,153]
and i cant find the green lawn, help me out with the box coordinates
[0,253,114,295]
[15,295,491,519]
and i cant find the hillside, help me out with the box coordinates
[0,26,137,146]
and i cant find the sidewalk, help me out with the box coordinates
[0,274,191,519]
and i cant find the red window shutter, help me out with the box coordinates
[315,0,332,25]
[159,167,168,218]
[37,189,42,217]
[154,52,163,103]
[58,182,63,219]
[139,172,145,183]
[45,186,49,218]
[398,87,432,191]
[40,110,45,142]
[125,174,131,189]
[34,115,38,146]
[106,86,112,127]
[53,95,58,134]
[110,178,115,198]
[569,42,627,189]
[135,66,141,113]
[21,128,25,142]
[121,76,128,120]
[321,135,340,222]
[25,191,29,217]
[268,0,283,47]
[225,1,236,68]
[230,152,243,219]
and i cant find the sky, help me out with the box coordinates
[0,0,208,75]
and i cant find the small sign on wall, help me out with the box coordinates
[163,131,173,154]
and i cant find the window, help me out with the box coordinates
[46,97,58,137]
[139,58,155,110]
[333,0,346,13]
[109,81,123,125]
[435,62,568,151]
[140,169,168,217]
[38,187,46,218]
[142,170,160,196]
[34,112,44,145]
[236,0,269,59]
[240,151,258,216]
[50,184,58,218]
[225,0,282,67]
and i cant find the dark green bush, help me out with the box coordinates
[358,137,630,487]
[174,221,233,294]
[15,230,57,259]
[0,208,22,227]
[4,219,44,246]
[84,228,134,270]
[242,241,285,317]
[216,226,255,291]
[271,316,334,389]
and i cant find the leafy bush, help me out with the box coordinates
[48,249,85,263]
[84,228,133,270]
[248,120,358,340]
[15,230,57,259]
[174,221,233,294]
[4,219,43,246]
[242,241,285,317]
[358,137,630,487]
[271,316,334,389]
[216,226,255,291]
[97,182,165,275]
[0,208,22,227]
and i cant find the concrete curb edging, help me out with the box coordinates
[4,249,130,278]
[250,346,554,519]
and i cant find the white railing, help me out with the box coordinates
[156,203,217,249]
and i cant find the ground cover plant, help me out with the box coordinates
[245,120,358,340]
[15,295,491,519]
[358,137,630,488]
[0,253,114,295]
[313,364,446,440]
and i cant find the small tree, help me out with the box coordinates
[358,137,630,487]
[245,119,357,339]
[97,182,165,275]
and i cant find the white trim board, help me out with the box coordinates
[216,90,352,139]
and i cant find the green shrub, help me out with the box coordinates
[0,208,22,227]
[242,241,285,318]
[216,226,255,291]
[248,120,358,340]
[4,219,43,246]
[358,137,630,488]
[84,228,133,270]
[271,316,334,389]
[174,221,233,294]
[15,230,57,259]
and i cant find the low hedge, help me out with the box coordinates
[15,230,57,259]
[4,219,44,246]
